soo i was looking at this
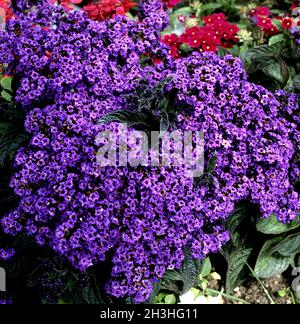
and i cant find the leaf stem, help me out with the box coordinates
[206,288,250,305]
[246,263,276,305]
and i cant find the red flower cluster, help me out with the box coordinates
[162,13,239,58]
[84,0,136,21]
[181,14,239,52]
[249,6,279,36]
[162,33,181,58]
[249,6,270,18]
[0,0,13,23]
[162,0,181,8]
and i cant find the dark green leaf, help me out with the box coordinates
[163,270,182,282]
[206,152,217,174]
[98,110,149,128]
[227,207,248,246]
[226,247,253,293]
[271,233,300,257]
[262,60,284,84]
[293,75,300,89]
[160,254,205,294]
[200,3,222,12]
[179,255,203,293]
[257,214,300,235]
[83,284,101,305]
[241,43,284,63]
[254,237,293,278]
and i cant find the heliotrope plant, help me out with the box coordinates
[0,0,299,304]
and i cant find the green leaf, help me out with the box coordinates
[278,290,286,298]
[179,256,203,293]
[206,152,217,174]
[164,294,176,304]
[161,254,205,294]
[146,283,161,304]
[227,207,248,246]
[241,43,283,62]
[200,3,222,12]
[57,298,66,304]
[172,7,192,16]
[0,122,10,135]
[1,90,12,102]
[0,128,29,166]
[257,214,300,235]
[254,237,293,278]
[98,110,149,128]
[268,34,286,46]
[83,283,101,305]
[272,233,300,257]
[226,247,253,293]
[163,270,182,282]
[0,76,12,91]
[200,257,212,277]
[293,75,300,89]
[156,292,168,303]
[262,60,284,84]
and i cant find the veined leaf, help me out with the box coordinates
[271,233,300,257]
[268,34,286,46]
[254,237,293,278]
[257,214,300,235]
[226,247,253,293]
[98,110,149,128]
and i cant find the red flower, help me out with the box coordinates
[162,0,181,8]
[84,0,136,21]
[203,13,226,25]
[179,13,239,53]
[281,17,293,29]
[256,6,270,17]
[249,6,270,18]
[0,0,13,23]
[256,16,279,36]
[266,25,279,36]
[257,16,273,29]
[162,33,182,59]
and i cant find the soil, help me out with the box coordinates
[208,275,294,304]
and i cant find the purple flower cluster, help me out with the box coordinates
[164,52,300,223]
[0,298,13,304]
[0,248,15,260]
[0,0,229,302]
[0,0,299,303]
[0,1,170,109]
